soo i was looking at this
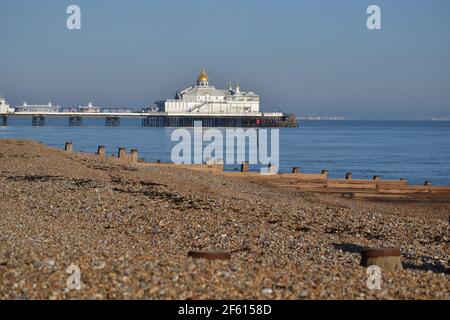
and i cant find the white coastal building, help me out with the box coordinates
[159,69,262,115]
[0,93,13,114]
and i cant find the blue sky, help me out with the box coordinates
[0,0,449,117]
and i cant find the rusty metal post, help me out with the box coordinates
[188,251,231,261]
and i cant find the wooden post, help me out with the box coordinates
[64,142,73,153]
[292,167,300,174]
[97,146,106,157]
[346,172,353,180]
[424,181,432,186]
[241,161,249,173]
[373,175,381,181]
[130,149,138,164]
[360,247,402,271]
[268,163,277,174]
[321,170,329,178]
[118,147,126,160]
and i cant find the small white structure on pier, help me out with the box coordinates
[160,68,261,115]
[0,92,13,114]
[79,102,101,113]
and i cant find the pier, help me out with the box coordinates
[1,111,297,128]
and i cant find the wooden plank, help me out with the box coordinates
[285,173,327,180]
[277,182,328,188]
[327,181,377,189]
[408,186,450,192]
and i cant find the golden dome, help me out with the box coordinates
[197,68,209,82]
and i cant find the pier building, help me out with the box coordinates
[1,69,297,127]
[160,69,261,115]
[15,102,60,113]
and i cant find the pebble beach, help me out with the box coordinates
[0,139,448,299]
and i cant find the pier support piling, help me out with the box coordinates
[64,142,73,153]
[106,117,120,127]
[32,115,45,126]
[69,116,83,127]
[141,115,297,128]
[97,146,106,158]
[0,115,7,126]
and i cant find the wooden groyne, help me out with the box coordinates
[65,143,450,202]
[232,172,450,202]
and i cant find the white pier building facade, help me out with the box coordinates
[160,69,262,115]
[15,102,60,113]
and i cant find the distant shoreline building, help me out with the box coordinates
[157,69,263,115]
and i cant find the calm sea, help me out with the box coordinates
[1,118,449,186]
